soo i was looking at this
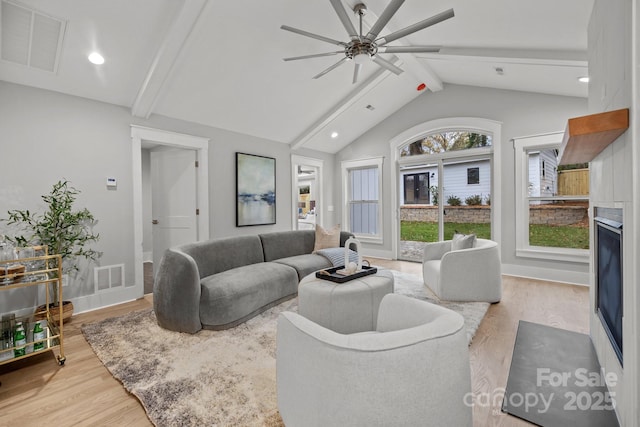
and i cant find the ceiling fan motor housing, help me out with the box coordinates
[345,40,378,62]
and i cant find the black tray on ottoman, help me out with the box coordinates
[315,265,378,283]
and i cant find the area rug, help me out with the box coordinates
[503,321,619,427]
[82,270,489,426]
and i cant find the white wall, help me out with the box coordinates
[336,83,589,279]
[587,0,638,424]
[0,82,136,310]
[0,81,334,314]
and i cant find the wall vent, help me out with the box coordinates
[1,0,66,72]
[94,264,125,293]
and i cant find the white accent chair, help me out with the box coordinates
[276,294,473,427]
[422,238,502,302]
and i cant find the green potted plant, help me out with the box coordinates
[3,180,101,322]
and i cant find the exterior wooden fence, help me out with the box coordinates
[558,168,589,195]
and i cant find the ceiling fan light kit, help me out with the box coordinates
[281,0,454,84]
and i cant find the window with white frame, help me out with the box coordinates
[342,157,383,243]
[514,132,589,263]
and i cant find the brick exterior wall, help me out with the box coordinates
[400,206,490,223]
[528,205,586,225]
[401,205,586,225]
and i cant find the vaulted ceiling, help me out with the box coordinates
[0,0,593,153]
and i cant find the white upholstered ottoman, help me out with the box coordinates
[298,269,394,334]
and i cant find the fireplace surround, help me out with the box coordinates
[594,208,623,365]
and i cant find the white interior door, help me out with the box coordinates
[151,148,198,273]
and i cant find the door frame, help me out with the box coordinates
[291,155,323,230]
[389,117,502,260]
[131,125,210,296]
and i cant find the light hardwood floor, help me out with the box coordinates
[0,259,589,426]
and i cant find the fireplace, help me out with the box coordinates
[594,210,623,365]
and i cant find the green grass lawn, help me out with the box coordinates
[529,224,589,249]
[401,221,589,249]
[401,221,491,241]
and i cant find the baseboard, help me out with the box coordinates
[502,263,590,286]
[72,285,143,314]
[360,248,393,260]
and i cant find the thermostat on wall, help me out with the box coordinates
[106,177,117,188]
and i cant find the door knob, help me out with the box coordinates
[152,220,159,225]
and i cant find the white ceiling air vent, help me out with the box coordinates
[1,0,65,72]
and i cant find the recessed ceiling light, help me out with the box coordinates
[330,132,339,139]
[578,76,589,83]
[88,52,105,65]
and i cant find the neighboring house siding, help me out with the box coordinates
[539,150,557,196]
[442,160,490,204]
[400,159,490,205]
[528,153,541,197]
[528,151,558,200]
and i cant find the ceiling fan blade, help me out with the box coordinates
[312,57,349,79]
[365,0,405,41]
[329,0,358,40]
[281,25,346,46]
[284,52,342,61]
[353,63,362,84]
[372,55,404,75]
[377,8,454,46]
[379,46,441,53]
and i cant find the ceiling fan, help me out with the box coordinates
[281,0,454,84]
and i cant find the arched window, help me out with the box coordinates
[389,118,502,261]
[400,131,492,157]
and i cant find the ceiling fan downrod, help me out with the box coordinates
[354,3,367,40]
[348,3,376,63]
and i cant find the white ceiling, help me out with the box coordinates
[0,0,593,153]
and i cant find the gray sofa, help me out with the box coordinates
[154,230,353,333]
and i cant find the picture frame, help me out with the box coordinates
[236,152,276,226]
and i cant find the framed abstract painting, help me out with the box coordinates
[236,152,276,226]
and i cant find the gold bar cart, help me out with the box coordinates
[0,246,65,367]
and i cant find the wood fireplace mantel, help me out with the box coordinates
[558,108,629,165]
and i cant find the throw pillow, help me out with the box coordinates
[451,233,477,251]
[313,224,341,252]
[315,248,359,267]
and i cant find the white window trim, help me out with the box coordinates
[390,117,502,259]
[342,156,384,244]
[513,132,589,263]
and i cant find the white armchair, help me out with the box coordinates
[422,238,502,302]
[276,294,472,427]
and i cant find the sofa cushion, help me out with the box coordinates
[180,235,264,278]
[260,230,355,261]
[199,262,298,328]
[273,254,332,280]
[260,230,316,261]
[313,224,341,252]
